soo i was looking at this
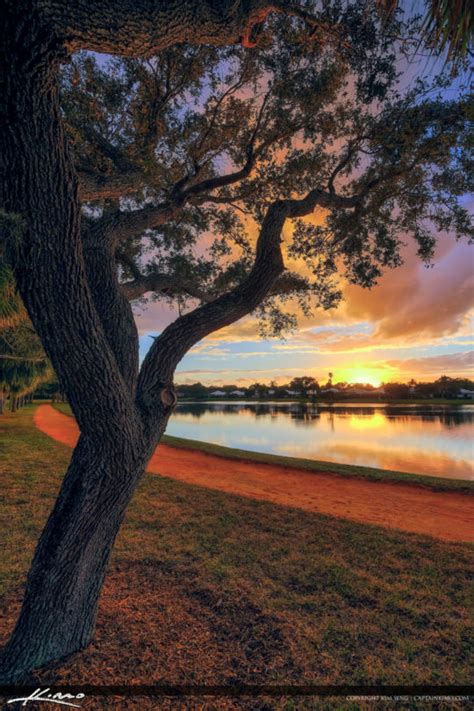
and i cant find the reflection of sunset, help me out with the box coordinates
[348,413,386,430]
[169,403,474,480]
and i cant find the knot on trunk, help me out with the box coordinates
[160,386,177,410]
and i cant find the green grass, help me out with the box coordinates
[0,404,473,697]
[53,401,474,493]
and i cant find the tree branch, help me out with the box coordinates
[42,1,346,56]
[136,199,287,422]
[286,188,361,215]
[269,271,309,296]
[135,187,333,428]
[87,148,258,244]
[120,273,213,303]
[81,232,140,391]
[89,201,182,244]
[78,171,145,201]
[41,1,277,56]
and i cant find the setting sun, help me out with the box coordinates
[337,369,384,387]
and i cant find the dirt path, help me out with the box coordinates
[34,404,473,543]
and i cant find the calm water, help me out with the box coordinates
[167,401,474,480]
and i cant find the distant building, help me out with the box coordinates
[459,388,474,399]
[209,390,227,397]
[321,387,340,395]
[229,390,246,396]
[284,389,299,396]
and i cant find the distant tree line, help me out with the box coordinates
[176,376,474,400]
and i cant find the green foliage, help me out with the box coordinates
[0,271,50,399]
[62,1,472,337]
[423,0,473,63]
[0,319,51,395]
[378,0,473,66]
[0,264,23,330]
[0,210,27,330]
[0,209,25,261]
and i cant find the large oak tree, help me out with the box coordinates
[0,0,472,681]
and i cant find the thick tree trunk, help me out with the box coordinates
[10,395,17,413]
[0,426,169,681]
[0,0,288,684]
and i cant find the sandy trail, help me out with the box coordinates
[34,404,473,543]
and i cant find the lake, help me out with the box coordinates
[167,401,474,480]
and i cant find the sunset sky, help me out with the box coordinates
[133,45,473,388]
[136,194,474,387]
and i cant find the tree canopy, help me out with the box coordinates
[60,2,472,347]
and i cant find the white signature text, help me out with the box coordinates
[7,687,85,707]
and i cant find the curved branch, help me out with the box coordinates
[43,1,280,56]
[136,199,288,424]
[82,235,140,391]
[45,1,347,57]
[79,171,145,201]
[90,202,182,244]
[135,186,332,428]
[120,267,307,304]
[286,188,361,214]
[269,271,309,296]
[87,153,257,244]
[120,273,213,303]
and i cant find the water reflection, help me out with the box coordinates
[167,401,474,480]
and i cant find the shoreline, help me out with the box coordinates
[37,404,474,542]
[52,401,474,494]
[176,397,473,406]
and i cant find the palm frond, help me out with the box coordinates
[376,0,473,62]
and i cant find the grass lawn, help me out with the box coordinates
[0,405,473,709]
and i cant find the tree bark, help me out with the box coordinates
[0,4,147,681]
[39,0,278,56]
[0,0,316,683]
[0,4,139,440]
[0,428,165,681]
[82,231,139,392]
